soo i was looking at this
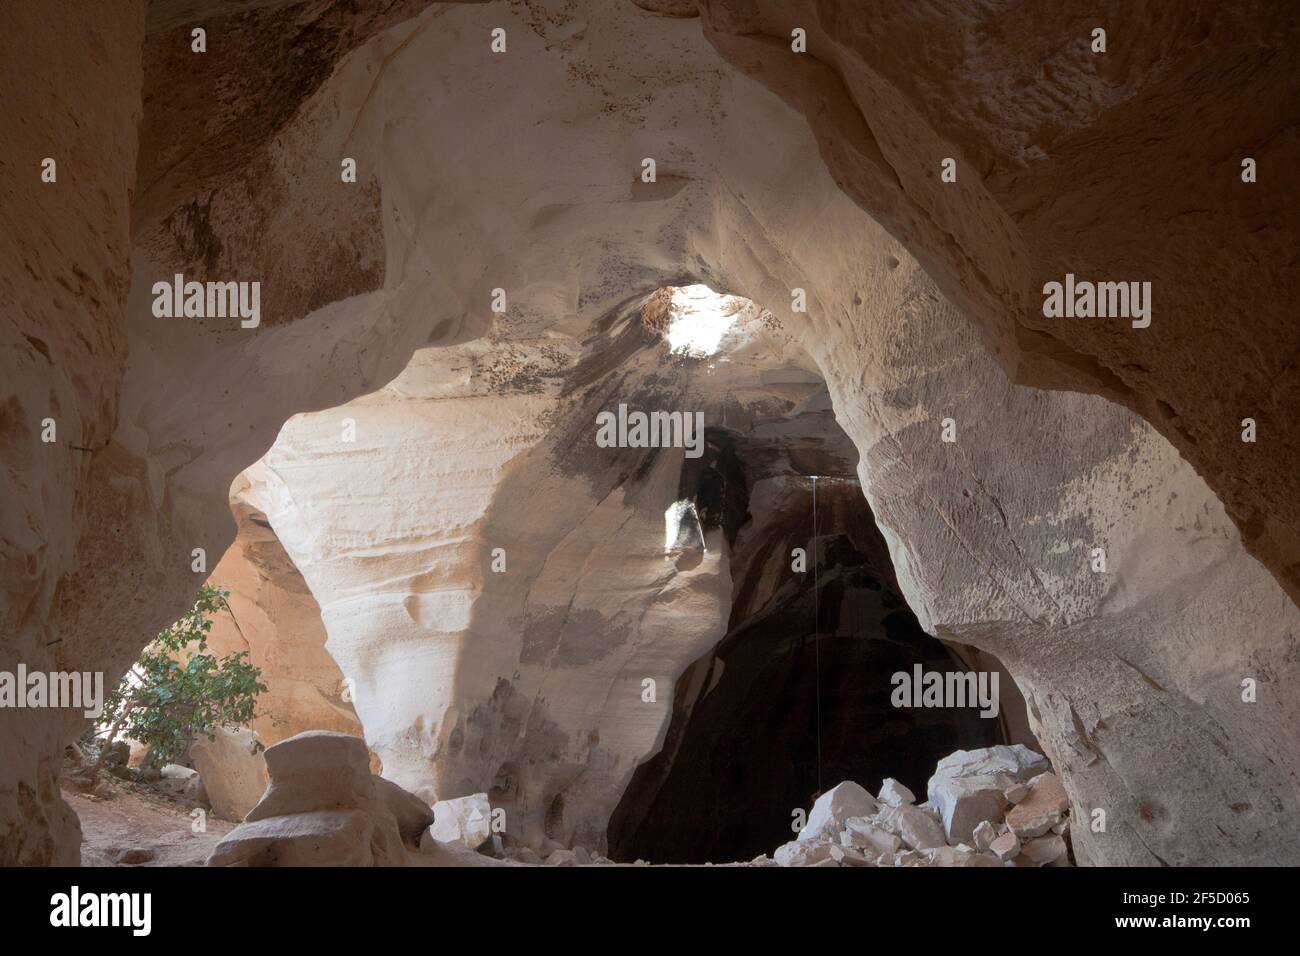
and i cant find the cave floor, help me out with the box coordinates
[64,783,754,867]
[64,780,234,867]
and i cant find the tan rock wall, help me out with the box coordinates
[204,495,362,747]
[697,0,1300,608]
[0,0,146,865]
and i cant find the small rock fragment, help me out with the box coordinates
[506,846,544,865]
[876,804,947,851]
[877,778,916,807]
[424,792,492,850]
[989,830,1021,861]
[972,819,997,850]
[774,839,835,867]
[1006,772,1069,839]
[1017,833,1068,866]
[115,847,157,865]
[842,817,902,859]
[922,845,1003,867]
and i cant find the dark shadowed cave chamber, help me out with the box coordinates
[607,409,1029,864]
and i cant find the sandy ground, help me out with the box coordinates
[64,779,235,867]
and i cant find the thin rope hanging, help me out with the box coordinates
[812,475,823,797]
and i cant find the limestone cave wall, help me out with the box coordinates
[1,0,1297,867]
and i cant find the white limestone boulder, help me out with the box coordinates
[798,782,878,843]
[189,726,268,822]
[928,775,1012,846]
[420,792,492,851]
[927,745,1051,845]
[932,745,1050,782]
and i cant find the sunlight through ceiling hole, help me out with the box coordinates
[664,284,742,357]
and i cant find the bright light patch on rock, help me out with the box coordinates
[664,284,740,356]
[664,499,705,554]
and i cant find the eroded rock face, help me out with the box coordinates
[241,275,1025,860]
[204,494,363,747]
[2,0,1297,868]
[746,170,1300,866]
[207,730,408,866]
[3,0,451,863]
[695,0,1300,607]
[0,0,146,865]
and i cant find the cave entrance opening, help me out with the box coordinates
[606,386,1034,865]
[61,498,370,865]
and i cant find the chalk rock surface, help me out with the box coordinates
[207,732,408,866]
[421,794,492,852]
[202,495,364,747]
[801,783,879,844]
[189,727,269,823]
[928,746,1051,845]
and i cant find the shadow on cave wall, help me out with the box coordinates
[607,424,1026,864]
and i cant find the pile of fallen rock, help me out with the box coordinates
[768,744,1071,867]
[407,791,620,865]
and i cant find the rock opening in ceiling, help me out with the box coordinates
[664,499,707,554]
[663,284,743,357]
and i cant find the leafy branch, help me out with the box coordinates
[92,584,267,778]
